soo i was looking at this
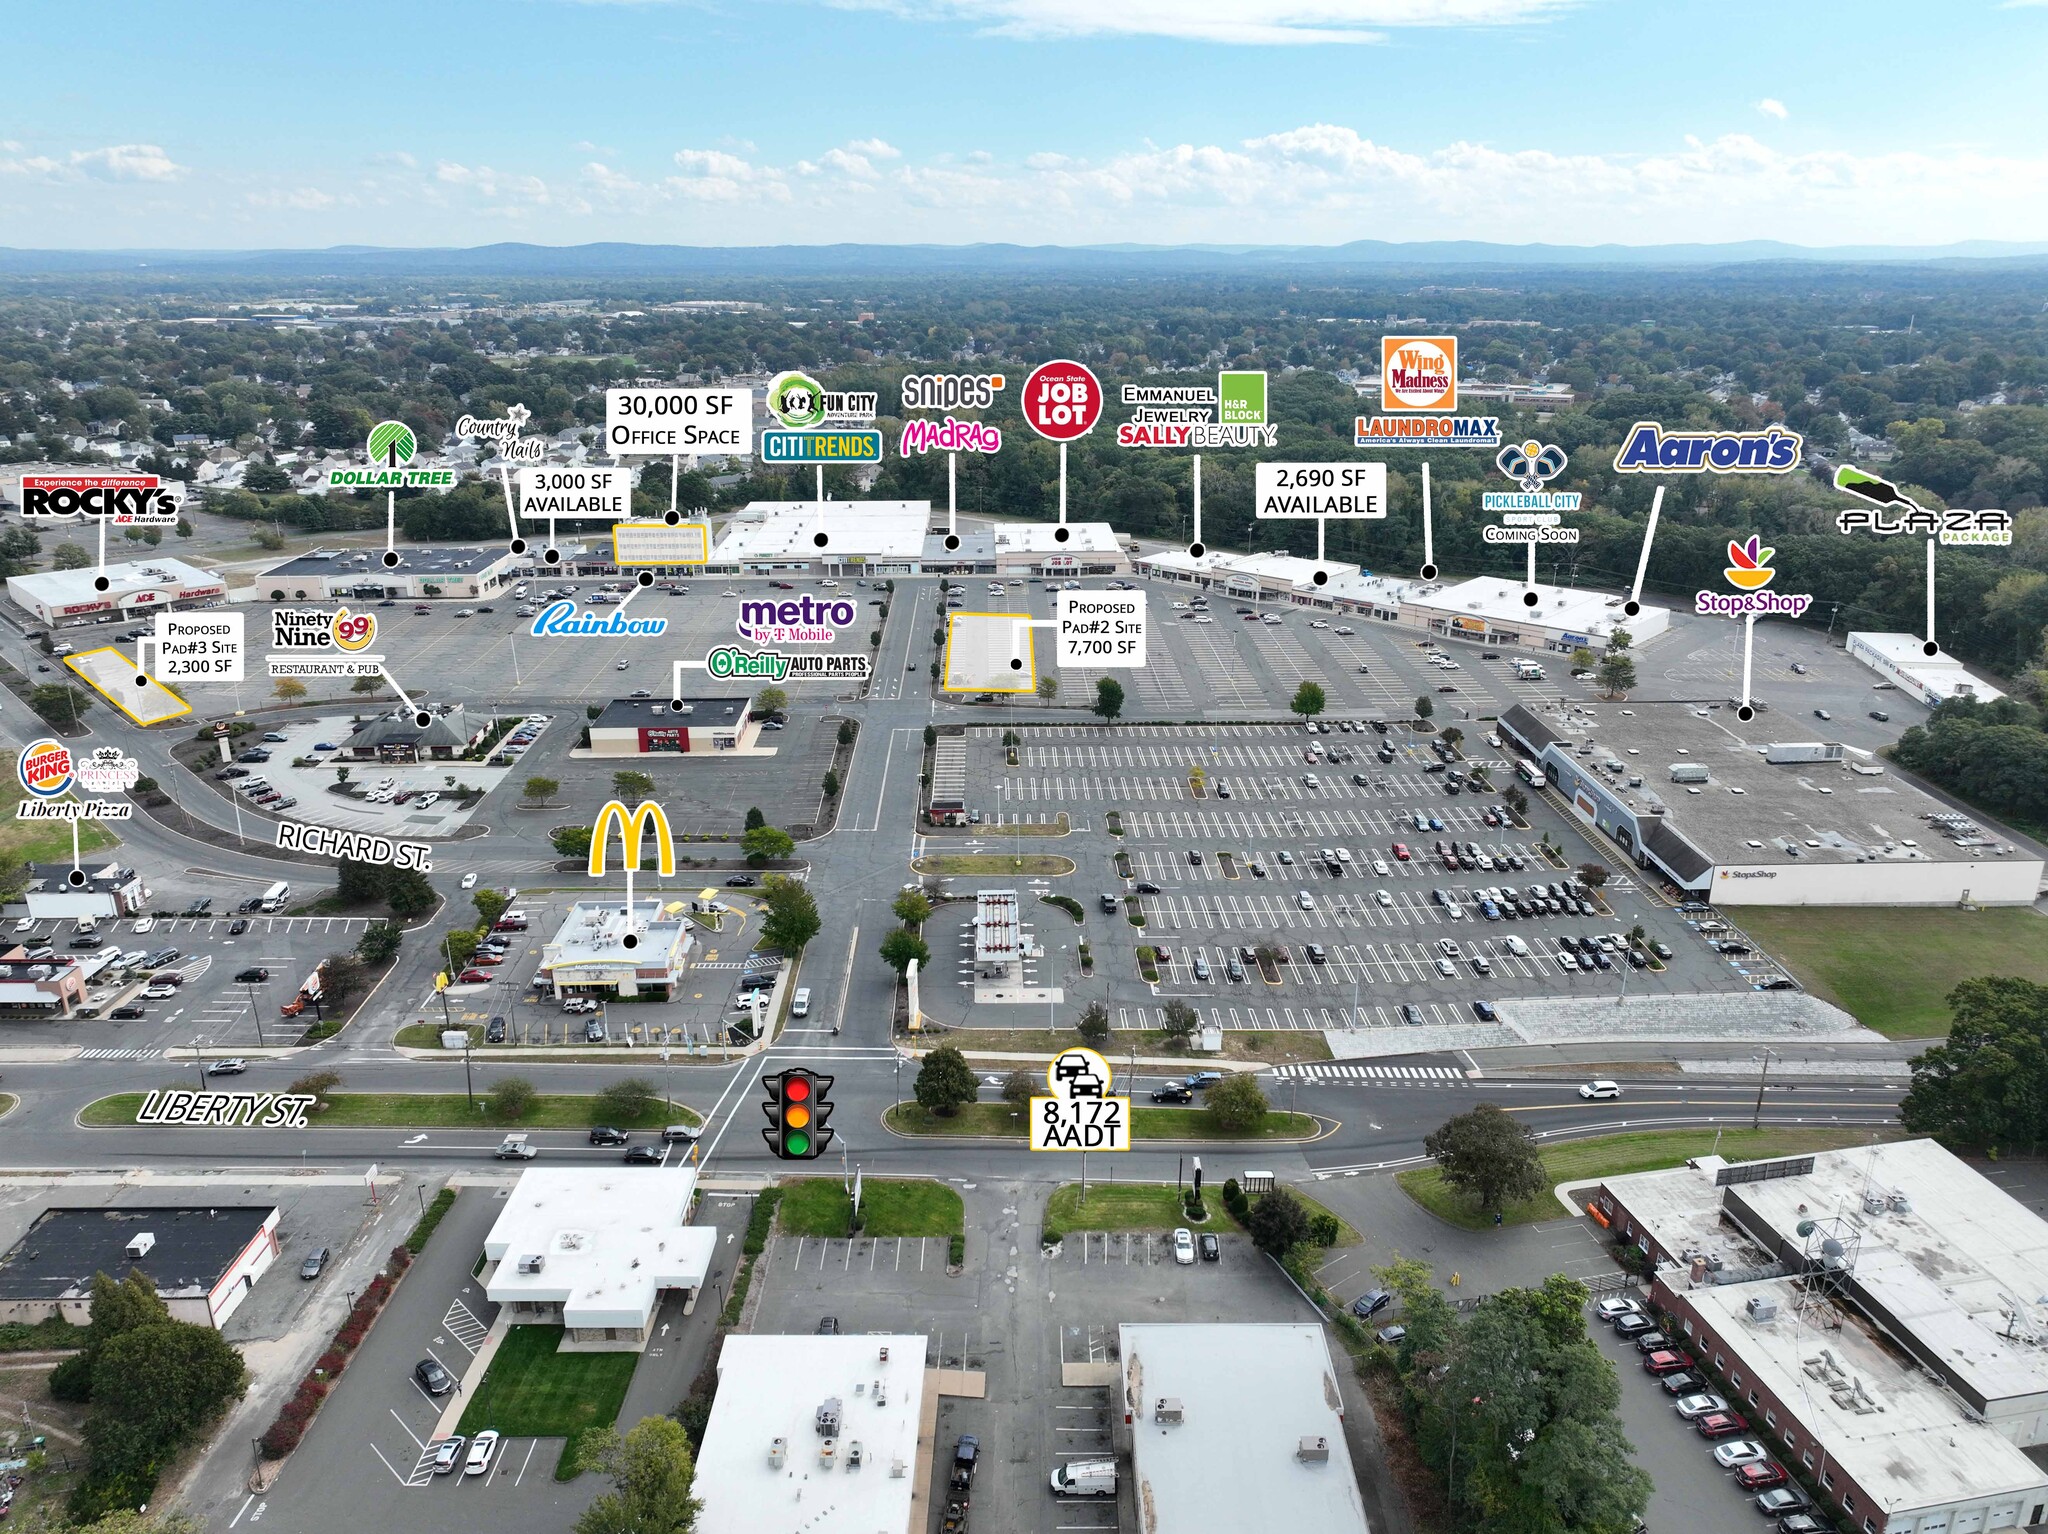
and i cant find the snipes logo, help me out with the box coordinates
[18,739,73,798]
[1723,536,1776,592]
[1382,337,1457,411]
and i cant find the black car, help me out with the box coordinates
[1134,881,1161,894]
[589,1126,629,1145]
[725,874,759,887]
[1869,709,1890,722]
[299,1247,329,1279]
[1199,1232,1220,1262]
[415,1358,454,1395]
[68,933,103,949]
[623,1145,663,1164]
[1613,1312,1655,1337]
[228,918,249,935]
[1471,1000,1498,1021]
[109,1005,146,1020]
[817,1316,840,1334]
[1351,1288,1393,1319]
[213,766,248,780]
[1149,1084,1194,1104]
[485,1015,508,1044]
[234,967,271,983]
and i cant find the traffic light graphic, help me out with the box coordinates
[762,1068,834,1160]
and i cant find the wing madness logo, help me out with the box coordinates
[1382,337,1458,411]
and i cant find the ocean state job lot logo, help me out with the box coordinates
[1834,465,2014,547]
[1696,536,1811,620]
[20,474,181,524]
[735,594,857,645]
[1613,421,1802,474]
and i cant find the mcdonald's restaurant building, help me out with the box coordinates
[539,898,694,1000]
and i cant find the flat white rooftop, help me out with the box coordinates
[1689,1279,2048,1517]
[714,500,930,562]
[542,898,691,975]
[694,1334,927,1534]
[1409,574,1663,642]
[942,611,1037,692]
[1848,632,2006,704]
[1120,1323,1369,1534]
[7,556,221,607]
[483,1166,713,1330]
[990,519,1124,555]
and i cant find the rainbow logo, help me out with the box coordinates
[1723,536,1777,592]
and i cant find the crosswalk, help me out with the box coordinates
[78,1046,162,1060]
[1268,1062,1469,1082]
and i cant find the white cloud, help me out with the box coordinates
[371,150,418,168]
[823,0,1578,44]
[845,138,902,160]
[246,187,341,211]
[1756,98,1789,120]
[69,143,186,181]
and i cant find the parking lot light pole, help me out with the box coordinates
[248,982,266,1047]
[192,1037,208,1091]
[1751,1047,1777,1131]
[464,1035,475,1111]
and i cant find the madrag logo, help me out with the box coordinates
[18,739,74,798]
[1723,536,1777,592]
[1381,337,1458,412]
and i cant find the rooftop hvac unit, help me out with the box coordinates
[1297,1436,1330,1464]
[815,1397,843,1437]
[1153,1397,1185,1425]
[768,1437,786,1469]
[517,1254,545,1274]
[1888,1192,1913,1215]
[846,1440,864,1469]
[1863,1191,1887,1216]
[1746,1295,1779,1323]
[126,1232,156,1259]
[818,1438,836,1469]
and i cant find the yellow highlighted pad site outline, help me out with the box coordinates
[65,648,192,726]
[943,611,1038,693]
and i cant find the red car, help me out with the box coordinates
[1391,843,1411,861]
[1642,1350,1696,1375]
[471,952,504,967]
[1695,1411,1749,1439]
[1733,1461,1787,1491]
[457,968,491,984]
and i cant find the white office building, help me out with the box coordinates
[1846,633,2007,708]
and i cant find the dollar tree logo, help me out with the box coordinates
[368,420,417,467]
[765,371,827,430]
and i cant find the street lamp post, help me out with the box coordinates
[464,1035,475,1111]
[1751,1047,1778,1131]
[249,982,266,1048]
[192,1037,208,1091]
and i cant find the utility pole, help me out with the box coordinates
[249,982,266,1047]
[1751,1047,1777,1132]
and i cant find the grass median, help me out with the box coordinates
[1736,906,2048,1038]
[911,853,1075,876]
[1398,1125,1904,1231]
[883,1101,1318,1140]
[80,1091,702,1131]
[777,1177,964,1238]
[1041,1182,1244,1241]
[454,1324,637,1480]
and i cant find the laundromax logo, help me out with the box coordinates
[736,594,857,645]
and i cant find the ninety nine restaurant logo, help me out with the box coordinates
[1382,337,1458,411]
[136,1090,316,1128]
[272,607,378,652]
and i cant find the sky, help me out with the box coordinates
[6,0,2048,250]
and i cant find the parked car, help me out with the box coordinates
[1712,1438,1770,1468]
[415,1358,455,1395]
[432,1435,466,1474]
[1754,1487,1812,1517]
[1658,1370,1708,1397]
[465,1429,500,1476]
[1199,1233,1220,1262]
[1693,1410,1750,1438]
[485,1015,508,1044]
[1171,1228,1196,1265]
[1613,1312,1655,1338]
[1351,1289,1393,1319]
[1734,1461,1789,1491]
[1642,1349,1696,1374]
[299,1247,329,1279]
[1594,1296,1642,1325]
[1673,1393,1728,1420]
[233,967,271,983]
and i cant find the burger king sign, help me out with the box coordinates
[18,739,75,798]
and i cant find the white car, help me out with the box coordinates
[1171,1228,1196,1265]
[1375,890,1393,907]
[10,917,33,933]
[1712,1439,1770,1469]
[1503,935,1530,957]
[132,917,156,934]
[464,1429,500,1476]
[1674,1393,1728,1420]
[1578,1080,1622,1100]
[416,792,439,809]
[1594,1297,1642,1324]
[460,873,479,890]
[1371,859,1389,877]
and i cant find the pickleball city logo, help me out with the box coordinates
[1723,536,1777,591]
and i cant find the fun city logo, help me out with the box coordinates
[1832,465,2013,548]
[736,593,859,645]
[765,371,878,430]
[1697,536,1811,619]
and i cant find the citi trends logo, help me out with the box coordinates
[20,474,181,524]
[765,371,877,429]
[736,595,857,645]
[1723,536,1777,591]
[1613,422,1802,475]
[1834,465,2013,547]
[531,600,667,638]
[135,1090,315,1128]
[18,739,73,797]
[272,607,377,651]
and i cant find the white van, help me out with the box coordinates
[1050,1460,1117,1497]
[790,987,811,1018]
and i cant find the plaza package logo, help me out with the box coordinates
[272,607,378,652]
[1612,421,1802,475]
[1833,465,2013,547]
[19,473,181,524]
[736,594,858,645]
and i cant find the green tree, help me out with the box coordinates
[744,806,766,830]
[441,927,481,969]
[51,1269,169,1402]
[612,770,655,797]
[922,725,936,749]
[1160,998,1199,1045]
[51,542,92,570]
[1290,680,1326,718]
[574,1415,702,1534]
[914,1044,977,1116]
[1503,785,1529,819]
[1571,645,1597,671]
[356,921,402,964]
[1000,1069,1036,1107]
[1038,674,1058,701]
[596,1077,656,1124]
[1246,1187,1311,1256]
[1440,726,1464,751]
[74,1321,248,1519]
[1093,677,1124,719]
[1206,1072,1268,1132]
[837,720,856,745]
[1373,1253,1456,1363]
[742,824,795,865]
[1903,977,2048,1151]
[473,889,511,926]
[554,824,594,858]
[242,460,293,495]
[1596,652,1637,696]
[489,1076,538,1120]
[892,889,932,926]
[759,874,821,953]
[1424,1103,1547,1214]
[1076,1000,1111,1048]
[822,770,840,798]
[29,684,92,726]
[1414,694,1433,722]
[754,686,789,718]
[71,1511,202,1534]
[879,927,930,975]
[288,1068,343,1107]
[351,674,382,694]
[385,868,436,917]
[523,776,559,803]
